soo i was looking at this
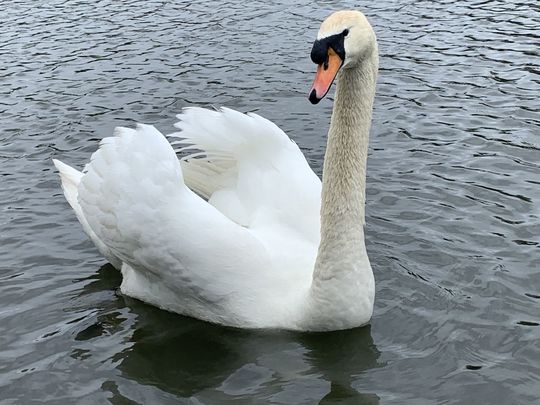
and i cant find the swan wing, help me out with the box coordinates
[172,107,321,243]
[77,124,281,325]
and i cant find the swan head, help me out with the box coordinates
[308,10,376,104]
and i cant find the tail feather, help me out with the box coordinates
[53,159,83,209]
[53,159,121,269]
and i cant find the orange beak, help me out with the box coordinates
[308,47,343,104]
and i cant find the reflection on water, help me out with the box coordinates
[1,0,539,403]
[76,266,381,403]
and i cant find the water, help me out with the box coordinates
[1,0,539,403]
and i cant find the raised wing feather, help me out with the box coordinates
[77,123,283,325]
[172,108,321,242]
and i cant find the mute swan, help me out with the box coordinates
[54,10,378,331]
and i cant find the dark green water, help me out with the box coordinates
[1,0,539,403]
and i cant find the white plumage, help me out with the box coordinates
[175,107,321,240]
[56,109,321,329]
[54,10,379,331]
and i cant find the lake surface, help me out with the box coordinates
[1,0,539,403]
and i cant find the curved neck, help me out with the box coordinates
[322,56,378,228]
[312,47,378,288]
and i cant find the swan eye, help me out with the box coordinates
[342,29,349,37]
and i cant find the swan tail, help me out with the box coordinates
[53,159,122,269]
[53,159,83,211]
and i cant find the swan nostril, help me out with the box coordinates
[309,89,321,104]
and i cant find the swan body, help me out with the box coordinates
[54,10,378,331]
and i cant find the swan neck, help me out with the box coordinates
[312,48,378,287]
[321,53,377,240]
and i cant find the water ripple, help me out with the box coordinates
[1,0,539,403]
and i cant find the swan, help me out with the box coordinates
[53,10,379,331]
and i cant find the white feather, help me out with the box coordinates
[53,159,121,269]
[56,111,322,329]
[173,107,321,240]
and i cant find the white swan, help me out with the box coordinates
[54,10,379,331]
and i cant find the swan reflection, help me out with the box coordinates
[77,265,381,403]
